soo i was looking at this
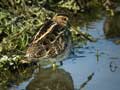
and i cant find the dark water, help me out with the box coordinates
[1,16,120,90]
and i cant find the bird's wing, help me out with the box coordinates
[32,23,57,44]
[32,20,54,42]
[32,21,58,44]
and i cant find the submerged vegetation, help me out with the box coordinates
[0,0,120,70]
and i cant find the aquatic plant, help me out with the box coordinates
[0,55,21,70]
[0,65,36,89]
[58,0,80,12]
[0,2,54,53]
[0,0,119,70]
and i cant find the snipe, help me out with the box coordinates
[25,14,72,67]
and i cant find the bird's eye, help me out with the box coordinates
[62,18,67,21]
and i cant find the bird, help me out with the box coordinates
[25,13,72,69]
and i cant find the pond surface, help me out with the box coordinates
[1,16,120,90]
[63,18,120,90]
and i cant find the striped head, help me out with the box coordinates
[52,14,69,27]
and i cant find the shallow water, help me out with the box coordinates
[1,16,120,90]
[61,18,120,90]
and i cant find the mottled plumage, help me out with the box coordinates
[26,14,71,63]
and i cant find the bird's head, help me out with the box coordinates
[52,14,69,27]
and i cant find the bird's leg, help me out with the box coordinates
[60,61,63,66]
[52,62,57,71]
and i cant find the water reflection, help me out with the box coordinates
[109,60,120,72]
[0,65,75,90]
[0,66,36,90]
[104,11,120,38]
[109,61,118,72]
[80,73,94,90]
[95,49,100,63]
[26,68,74,90]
